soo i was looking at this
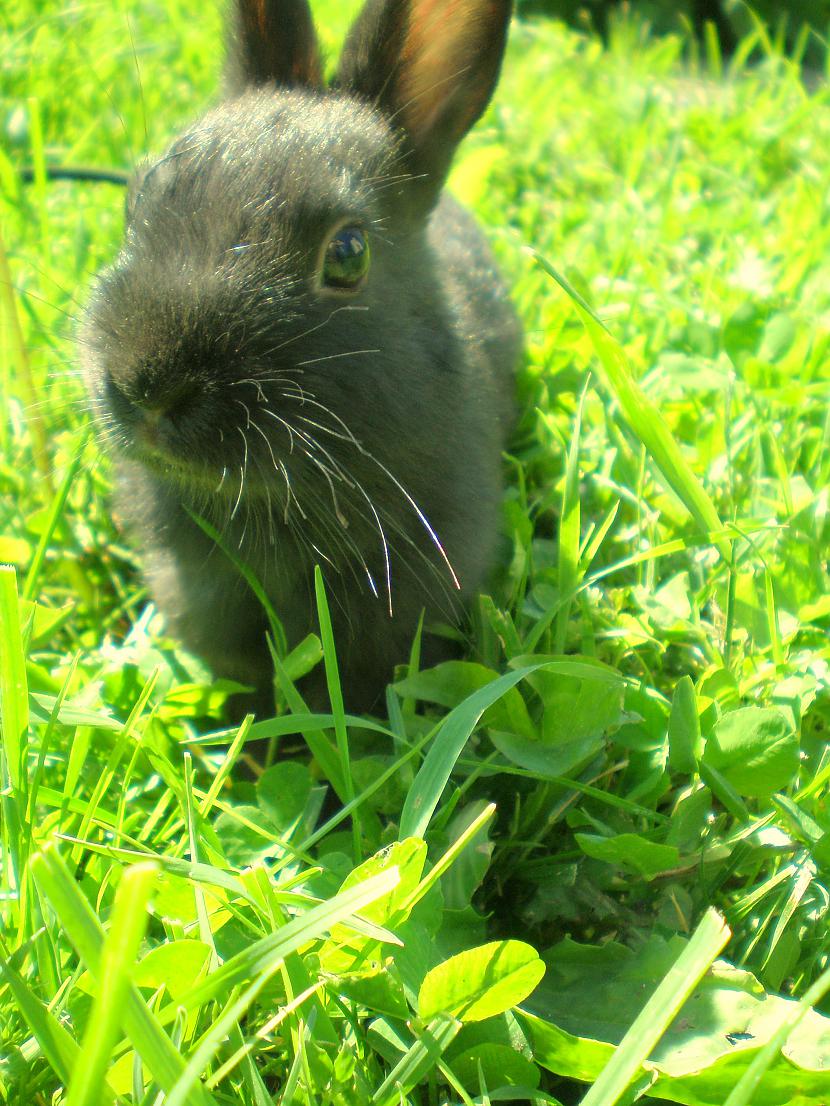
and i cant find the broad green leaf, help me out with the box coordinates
[281,632,323,682]
[442,801,495,911]
[400,658,623,840]
[0,536,30,564]
[394,661,536,738]
[338,838,427,926]
[19,598,74,647]
[578,910,729,1106]
[490,730,603,780]
[134,941,212,1001]
[668,675,701,773]
[418,941,545,1023]
[512,654,625,747]
[523,930,830,1105]
[450,1043,541,1092]
[702,707,799,798]
[336,968,410,1020]
[723,300,771,367]
[29,694,121,731]
[576,833,680,880]
[320,839,426,974]
[723,966,830,1106]
[214,805,281,866]
[256,761,313,831]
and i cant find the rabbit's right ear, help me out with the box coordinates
[224,0,323,95]
[336,0,512,213]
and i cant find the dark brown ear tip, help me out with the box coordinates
[226,0,323,92]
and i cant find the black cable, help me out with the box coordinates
[18,165,130,186]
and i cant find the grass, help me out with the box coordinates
[2,1,830,1103]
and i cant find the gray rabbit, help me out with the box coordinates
[82,0,522,713]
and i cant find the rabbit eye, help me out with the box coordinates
[322,226,370,290]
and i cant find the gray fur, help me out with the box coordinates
[82,0,521,712]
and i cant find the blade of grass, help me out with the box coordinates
[174,867,400,1014]
[0,564,28,803]
[182,753,217,964]
[197,714,253,819]
[65,863,158,1106]
[0,943,108,1099]
[29,842,218,1106]
[524,523,764,653]
[185,508,287,655]
[400,659,623,840]
[398,803,496,916]
[555,380,588,653]
[374,1014,461,1106]
[206,980,323,1089]
[314,565,360,860]
[22,433,89,604]
[0,223,52,490]
[0,564,29,894]
[532,252,731,565]
[266,638,348,803]
[72,669,160,862]
[578,909,731,1106]
[165,970,276,1106]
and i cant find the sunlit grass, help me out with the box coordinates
[2,2,830,1103]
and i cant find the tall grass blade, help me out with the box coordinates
[29,843,218,1106]
[0,565,28,892]
[533,253,731,565]
[374,1014,461,1106]
[0,951,100,1097]
[314,566,360,858]
[64,863,158,1106]
[555,382,588,653]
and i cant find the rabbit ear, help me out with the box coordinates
[224,0,323,94]
[336,0,511,210]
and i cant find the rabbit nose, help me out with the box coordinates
[139,381,200,423]
[106,369,199,422]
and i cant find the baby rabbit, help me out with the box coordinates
[82,0,522,713]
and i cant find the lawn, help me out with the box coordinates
[2,2,830,1104]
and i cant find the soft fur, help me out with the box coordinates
[82,0,521,712]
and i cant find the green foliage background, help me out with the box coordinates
[1,2,830,1104]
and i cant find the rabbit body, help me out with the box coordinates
[83,2,520,711]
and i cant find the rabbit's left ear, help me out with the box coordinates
[225,0,323,94]
[336,0,512,210]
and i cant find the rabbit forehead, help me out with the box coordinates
[134,89,397,243]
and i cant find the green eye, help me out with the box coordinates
[323,226,370,289]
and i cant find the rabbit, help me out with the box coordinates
[81,0,522,715]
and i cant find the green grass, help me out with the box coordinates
[2,2,830,1103]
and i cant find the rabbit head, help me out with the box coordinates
[81,0,518,704]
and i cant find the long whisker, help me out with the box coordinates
[295,348,380,368]
[231,426,249,521]
[292,425,393,614]
[282,398,459,591]
[260,305,369,357]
